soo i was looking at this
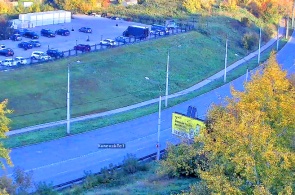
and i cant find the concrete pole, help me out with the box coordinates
[67,64,70,135]
[258,27,261,64]
[165,51,169,107]
[277,24,280,51]
[224,38,228,83]
[246,67,249,82]
[156,96,161,161]
[286,17,289,38]
[292,0,295,29]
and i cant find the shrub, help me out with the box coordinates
[83,170,97,189]
[158,143,208,178]
[242,32,259,50]
[34,182,57,195]
[0,175,16,195]
[240,17,250,27]
[121,153,139,174]
[13,167,33,194]
[262,25,275,42]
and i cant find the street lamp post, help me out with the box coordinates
[156,96,162,160]
[277,24,280,51]
[67,64,71,135]
[258,27,261,64]
[224,38,228,83]
[67,60,80,135]
[245,66,249,82]
[165,51,169,107]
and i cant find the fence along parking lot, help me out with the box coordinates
[0,16,194,70]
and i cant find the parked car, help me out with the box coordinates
[23,31,39,39]
[41,29,56,37]
[115,36,128,44]
[150,24,169,36]
[79,27,92,33]
[18,41,33,50]
[123,25,149,39]
[55,28,70,36]
[13,28,29,36]
[100,39,117,46]
[1,59,17,66]
[46,48,64,58]
[14,57,28,65]
[74,44,91,52]
[0,48,14,57]
[110,16,120,20]
[31,51,51,60]
[165,19,178,30]
[10,34,22,41]
[29,40,41,47]
[0,45,5,50]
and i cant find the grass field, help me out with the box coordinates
[1,18,255,130]
[2,37,287,149]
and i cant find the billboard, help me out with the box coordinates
[172,112,205,139]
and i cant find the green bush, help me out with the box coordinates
[240,17,250,27]
[34,182,57,195]
[262,24,275,42]
[121,153,139,174]
[242,32,258,50]
[83,170,97,189]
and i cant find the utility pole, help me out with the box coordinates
[277,24,280,51]
[286,17,289,38]
[292,0,295,29]
[67,64,70,135]
[156,96,161,161]
[258,27,261,64]
[224,38,228,83]
[245,66,249,82]
[165,51,169,107]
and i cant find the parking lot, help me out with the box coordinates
[0,14,150,61]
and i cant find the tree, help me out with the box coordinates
[197,53,295,194]
[0,99,13,169]
[0,0,12,14]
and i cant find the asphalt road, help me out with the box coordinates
[0,31,294,189]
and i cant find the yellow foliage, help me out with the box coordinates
[197,53,295,194]
[0,99,13,169]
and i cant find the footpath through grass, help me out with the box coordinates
[2,38,287,149]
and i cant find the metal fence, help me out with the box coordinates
[0,19,195,71]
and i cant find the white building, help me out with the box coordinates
[11,10,71,29]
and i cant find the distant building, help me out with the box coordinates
[11,10,71,29]
[122,0,137,6]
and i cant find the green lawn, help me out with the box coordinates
[1,27,250,130]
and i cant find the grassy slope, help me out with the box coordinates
[1,16,252,130]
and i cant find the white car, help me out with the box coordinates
[31,51,51,61]
[99,39,118,46]
[14,57,28,65]
[0,44,5,50]
[1,59,17,66]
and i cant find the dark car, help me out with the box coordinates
[46,48,64,58]
[13,28,29,36]
[0,48,14,57]
[115,36,128,44]
[10,34,22,41]
[74,44,91,52]
[150,24,169,36]
[29,40,41,47]
[78,27,92,33]
[55,28,70,36]
[18,42,33,50]
[23,31,39,39]
[41,29,56,37]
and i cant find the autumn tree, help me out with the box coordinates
[0,99,12,169]
[197,53,295,194]
[0,0,13,14]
